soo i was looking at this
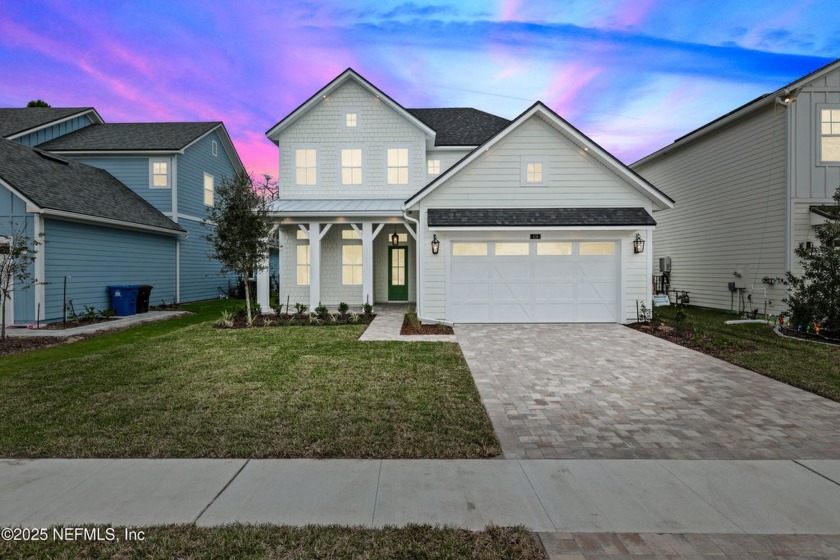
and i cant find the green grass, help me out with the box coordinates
[653,306,840,401]
[0,525,546,560]
[0,300,500,458]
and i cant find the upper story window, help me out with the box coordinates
[427,159,440,175]
[341,148,362,185]
[345,113,357,127]
[150,159,170,189]
[820,108,840,162]
[203,173,214,206]
[387,148,408,185]
[295,148,317,185]
[211,140,218,157]
[520,157,546,186]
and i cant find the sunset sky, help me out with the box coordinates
[2,1,838,176]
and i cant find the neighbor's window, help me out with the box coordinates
[151,159,169,188]
[295,148,317,185]
[211,140,218,157]
[341,148,362,185]
[387,148,408,185]
[342,245,363,285]
[427,159,440,175]
[346,113,357,127]
[203,173,214,206]
[820,108,840,162]
[452,242,487,256]
[579,242,615,256]
[296,244,310,285]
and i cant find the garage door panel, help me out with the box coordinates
[449,240,619,323]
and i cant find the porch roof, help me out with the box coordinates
[268,198,405,216]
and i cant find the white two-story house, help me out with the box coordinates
[258,69,673,324]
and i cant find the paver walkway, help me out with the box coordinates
[456,324,840,460]
[359,303,457,342]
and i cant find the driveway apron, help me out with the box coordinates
[455,324,840,460]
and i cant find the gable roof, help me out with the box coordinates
[36,122,220,152]
[0,107,103,139]
[265,68,437,143]
[634,57,840,167]
[405,101,674,210]
[406,108,510,146]
[0,139,183,234]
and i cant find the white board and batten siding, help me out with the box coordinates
[634,104,789,312]
[416,114,654,324]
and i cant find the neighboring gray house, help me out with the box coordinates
[0,107,243,325]
[633,58,840,314]
[257,69,673,323]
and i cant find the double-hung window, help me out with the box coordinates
[387,148,408,185]
[150,159,169,188]
[295,149,317,185]
[820,108,840,162]
[203,173,214,206]
[296,230,310,285]
[341,149,362,185]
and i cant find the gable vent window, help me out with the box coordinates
[346,113,357,127]
[427,159,440,175]
[204,173,215,206]
[150,159,170,189]
[387,148,408,185]
[520,157,546,186]
[820,108,840,162]
[211,140,218,157]
[341,148,362,185]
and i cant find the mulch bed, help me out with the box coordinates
[218,313,376,328]
[0,335,83,357]
[778,327,840,345]
[626,322,751,355]
[400,316,455,335]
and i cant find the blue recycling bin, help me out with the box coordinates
[108,285,140,316]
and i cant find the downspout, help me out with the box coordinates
[776,92,794,277]
[402,208,422,320]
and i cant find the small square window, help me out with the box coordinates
[521,157,546,185]
[342,229,361,240]
[346,113,357,127]
[427,159,440,175]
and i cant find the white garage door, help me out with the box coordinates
[449,240,619,323]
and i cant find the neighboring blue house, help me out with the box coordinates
[0,107,243,325]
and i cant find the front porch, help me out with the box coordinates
[257,208,417,313]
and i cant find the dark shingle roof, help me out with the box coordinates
[428,207,656,227]
[0,108,94,138]
[36,122,220,151]
[0,139,183,233]
[407,108,510,146]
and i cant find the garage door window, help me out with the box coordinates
[579,242,615,255]
[452,242,487,256]
[537,242,572,256]
[495,242,529,256]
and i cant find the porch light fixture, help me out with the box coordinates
[633,233,645,254]
[431,234,440,255]
[391,228,399,247]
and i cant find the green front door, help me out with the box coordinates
[388,246,408,301]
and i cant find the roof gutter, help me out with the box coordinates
[39,208,185,236]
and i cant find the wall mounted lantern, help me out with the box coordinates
[391,228,399,247]
[633,233,645,254]
[431,234,440,255]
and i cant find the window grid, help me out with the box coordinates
[427,159,440,175]
[821,109,840,162]
[342,245,363,285]
[341,149,362,185]
[295,149,317,185]
[152,161,168,188]
[526,162,543,183]
[387,148,408,185]
[346,113,357,127]
[203,174,214,206]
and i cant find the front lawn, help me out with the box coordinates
[0,525,546,560]
[0,301,500,458]
[636,306,840,401]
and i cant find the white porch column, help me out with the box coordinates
[309,222,321,311]
[256,257,271,314]
[361,222,374,306]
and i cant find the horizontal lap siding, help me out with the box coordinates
[177,218,230,302]
[43,219,176,321]
[635,105,788,312]
[73,157,172,213]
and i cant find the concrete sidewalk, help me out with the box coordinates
[2,458,840,534]
[3,311,189,337]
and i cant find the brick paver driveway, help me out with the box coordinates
[456,324,840,460]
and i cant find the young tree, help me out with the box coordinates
[205,171,272,323]
[253,173,279,201]
[0,223,42,340]
[784,186,840,332]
